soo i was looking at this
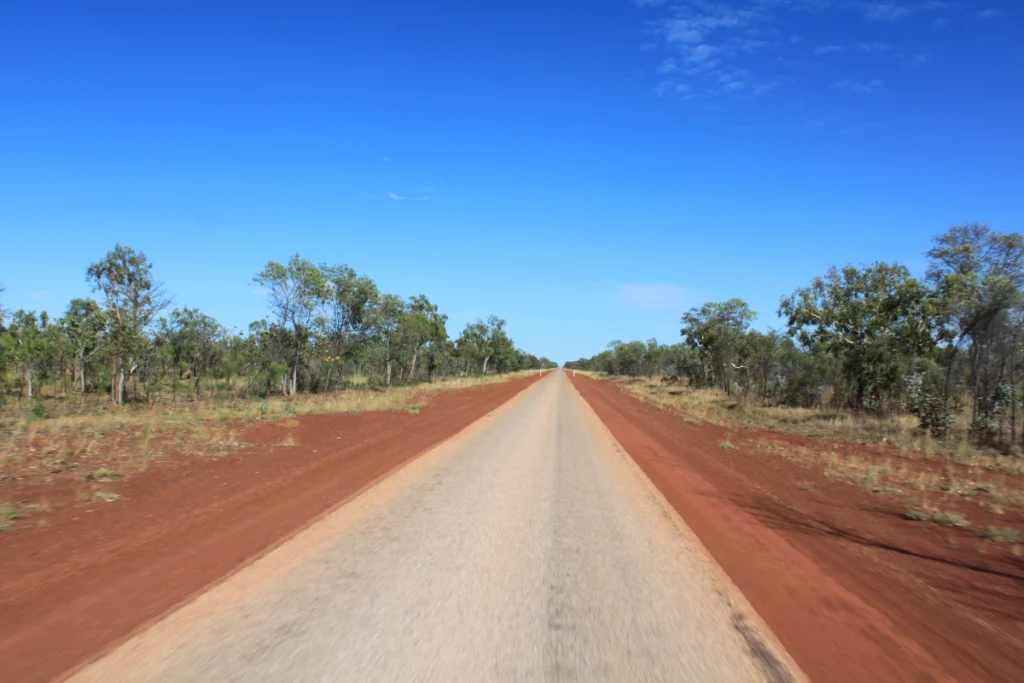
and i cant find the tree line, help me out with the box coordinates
[565,224,1024,447]
[0,246,556,406]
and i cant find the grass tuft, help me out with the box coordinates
[905,505,970,528]
[91,468,122,482]
[979,526,1020,543]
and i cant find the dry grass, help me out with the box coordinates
[608,376,1024,476]
[905,504,971,528]
[596,375,1024,514]
[0,371,541,481]
[0,500,50,530]
[980,526,1021,543]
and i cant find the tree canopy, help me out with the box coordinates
[0,247,555,407]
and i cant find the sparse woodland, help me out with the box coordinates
[0,247,556,411]
[566,224,1024,451]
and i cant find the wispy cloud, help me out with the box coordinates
[978,9,1002,20]
[387,192,430,201]
[832,77,885,93]
[655,81,694,98]
[634,0,954,103]
[858,41,891,55]
[615,283,695,310]
[382,156,392,163]
[859,3,912,22]
[27,290,56,301]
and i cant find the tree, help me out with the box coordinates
[681,299,755,393]
[780,263,934,412]
[169,307,225,399]
[736,329,783,400]
[369,294,405,386]
[608,339,647,376]
[86,244,169,405]
[253,255,327,396]
[1,310,44,398]
[321,265,378,389]
[926,224,1024,434]
[456,320,488,375]
[61,298,106,393]
[401,295,448,381]
[485,316,516,372]
[456,316,513,374]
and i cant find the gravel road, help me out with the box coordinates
[70,371,800,683]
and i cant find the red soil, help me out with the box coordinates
[570,374,1024,683]
[0,375,540,683]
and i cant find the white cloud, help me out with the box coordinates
[388,192,430,201]
[978,9,1002,19]
[685,43,719,63]
[860,3,912,22]
[658,58,678,73]
[382,156,392,163]
[615,283,694,310]
[832,77,884,93]
[633,0,947,104]
[901,52,929,66]
[858,41,891,55]
[655,81,694,99]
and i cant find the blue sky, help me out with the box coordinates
[1,1,1021,363]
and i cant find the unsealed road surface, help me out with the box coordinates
[71,371,798,683]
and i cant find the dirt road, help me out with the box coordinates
[69,370,797,682]
[1,375,542,683]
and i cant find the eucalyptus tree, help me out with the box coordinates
[608,339,647,376]
[369,294,405,386]
[60,298,106,393]
[86,245,170,405]
[926,224,1024,434]
[736,329,783,400]
[456,320,488,375]
[1,310,45,398]
[485,316,516,373]
[253,255,328,395]
[245,319,294,396]
[321,264,378,388]
[401,294,448,381]
[424,338,457,380]
[779,263,934,412]
[169,307,226,399]
[681,298,755,393]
